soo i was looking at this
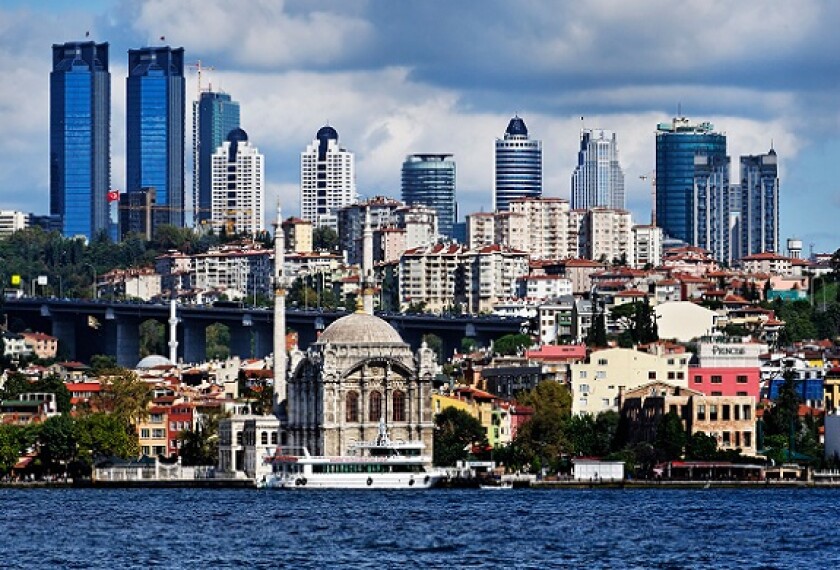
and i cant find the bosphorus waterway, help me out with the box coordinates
[1,487,837,568]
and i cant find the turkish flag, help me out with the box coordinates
[107,191,120,202]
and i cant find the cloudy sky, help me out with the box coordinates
[2,0,839,252]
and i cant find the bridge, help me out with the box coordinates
[1,298,529,367]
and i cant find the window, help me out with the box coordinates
[602,398,610,408]
[677,372,684,380]
[737,391,747,397]
[744,432,752,447]
[710,405,718,421]
[648,371,656,380]
[596,371,607,379]
[346,391,359,423]
[597,359,608,366]
[271,432,278,445]
[722,405,730,421]
[579,384,590,394]
[667,371,675,380]
[578,398,588,407]
[743,405,752,420]
[736,375,748,384]
[667,359,674,365]
[140,428,150,438]
[368,391,382,422]
[711,391,722,396]
[694,375,702,384]
[261,431,268,445]
[392,390,406,422]
[697,405,705,421]
[711,375,722,384]
[722,431,731,446]
[579,371,587,379]
[152,429,165,439]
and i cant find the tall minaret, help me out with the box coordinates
[273,205,287,418]
[362,206,374,315]
[168,298,178,364]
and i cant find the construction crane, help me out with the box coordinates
[187,60,215,99]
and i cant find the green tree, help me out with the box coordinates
[89,354,118,376]
[139,319,166,358]
[433,407,487,467]
[685,431,718,460]
[38,414,77,472]
[0,425,26,475]
[206,323,231,360]
[313,226,339,251]
[493,333,531,356]
[179,409,227,466]
[654,411,687,461]
[75,412,138,461]
[422,333,443,362]
[460,337,478,353]
[515,381,572,471]
[88,370,152,430]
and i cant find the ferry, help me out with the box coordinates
[262,420,444,490]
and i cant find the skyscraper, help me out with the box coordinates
[210,128,264,237]
[740,149,779,257]
[655,117,726,243]
[494,116,541,212]
[300,125,356,230]
[401,154,456,238]
[126,46,186,228]
[193,90,240,227]
[50,41,110,240]
[692,154,733,263]
[571,129,625,210]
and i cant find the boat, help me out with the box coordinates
[479,481,513,490]
[263,420,444,490]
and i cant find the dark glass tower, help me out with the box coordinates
[50,41,110,240]
[193,90,240,226]
[126,46,185,227]
[655,117,726,243]
[401,154,456,238]
[494,116,542,212]
[740,149,779,257]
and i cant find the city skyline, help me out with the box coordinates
[0,1,838,251]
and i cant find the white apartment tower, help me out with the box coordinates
[571,129,625,210]
[300,125,356,231]
[210,129,265,237]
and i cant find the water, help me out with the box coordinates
[1,487,837,568]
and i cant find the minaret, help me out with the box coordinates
[168,298,178,363]
[362,206,374,315]
[273,205,287,417]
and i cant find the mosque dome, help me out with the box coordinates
[136,354,173,369]
[317,312,403,345]
[505,116,528,137]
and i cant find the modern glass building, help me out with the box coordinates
[50,41,110,240]
[494,116,541,212]
[692,154,733,264]
[401,154,456,238]
[126,46,186,228]
[571,129,625,210]
[193,90,240,227]
[655,117,726,244]
[740,149,779,258]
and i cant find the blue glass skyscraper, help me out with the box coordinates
[50,41,110,240]
[740,149,779,257]
[401,154,456,238]
[126,46,185,227]
[193,90,240,226]
[655,117,726,244]
[494,116,542,212]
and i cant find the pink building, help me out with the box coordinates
[689,366,761,399]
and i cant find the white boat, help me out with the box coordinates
[479,481,513,490]
[263,420,444,490]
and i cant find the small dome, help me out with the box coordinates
[505,116,528,137]
[317,313,403,345]
[227,128,248,143]
[136,354,173,369]
[316,125,338,141]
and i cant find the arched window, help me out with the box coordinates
[261,431,268,445]
[346,391,359,423]
[368,391,382,422]
[392,390,406,422]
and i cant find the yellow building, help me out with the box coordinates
[433,387,513,448]
[825,368,840,412]
[570,347,690,416]
[137,407,168,457]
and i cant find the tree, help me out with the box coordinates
[87,370,152,430]
[89,354,118,377]
[493,333,531,356]
[179,409,227,466]
[206,323,231,360]
[313,226,339,251]
[685,431,718,460]
[586,294,608,347]
[75,412,138,462]
[433,407,487,467]
[422,333,443,362]
[139,320,165,358]
[460,337,478,353]
[38,414,77,473]
[654,411,687,461]
[0,425,26,476]
[515,381,572,471]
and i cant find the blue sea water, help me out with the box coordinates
[0,487,837,569]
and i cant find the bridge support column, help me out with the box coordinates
[181,321,206,364]
[114,318,140,368]
[52,315,77,361]
[252,324,273,359]
[229,325,254,359]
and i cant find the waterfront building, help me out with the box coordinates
[210,128,264,237]
[689,336,766,399]
[126,46,186,228]
[401,154,456,238]
[193,90,240,227]
[655,117,726,243]
[571,129,625,210]
[740,149,780,258]
[494,116,542,211]
[300,125,356,231]
[50,41,110,240]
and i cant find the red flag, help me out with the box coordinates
[107,191,120,202]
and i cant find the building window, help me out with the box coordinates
[711,391,722,396]
[667,371,675,380]
[697,405,705,421]
[346,391,359,423]
[736,375,748,384]
[710,405,718,421]
[261,431,268,445]
[743,405,752,420]
[271,432,278,445]
[648,371,656,380]
[694,375,702,384]
[140,428,150,438]
[711,375,722,384]
[392,390,406,422]
[368,391,382,422]
[722,405,730,421]
[596,371,607,379]
[597,359,608,366]
[722,431,731,446]
[744,432,752,448]
[737,391,747,397]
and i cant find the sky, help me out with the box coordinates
[1,0,839,253]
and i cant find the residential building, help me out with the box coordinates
[190,246,272,300]
[740,149,780,258]
[20,332,58,360]
[300,125,356,230]
[281,217,313,254]
[655,301,719,342]
[581,208,634,264]
[537,295,576,344]
[97,267,162,301]
[338,197,404,264]
[516,275,573,301]
[466,212,495,250]
[210,128,264,237]
[138,406,169,457]
[0,211,30,238]
[126,46,186,228]
[193,90,240,227]
[509,197,571,259]
[401,154,456,238]
[655,117,727,243]
[632,225,663,268]
[494,115,541,211]
[689,336,766,399]
[571,129,625,210]
[50,41,110,240]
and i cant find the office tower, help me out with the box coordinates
[494,115,542,211]
[401,154,456,238]
[193,90,240,227]
[571,129,625,210]
[126,46,186,228]
[740,149,779,258]
[50,41,110,240]
[300,125,356,231]
[118,187,157,241]
[210,128,264,237]
[692,154,733,263]
[655,117,726,243]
